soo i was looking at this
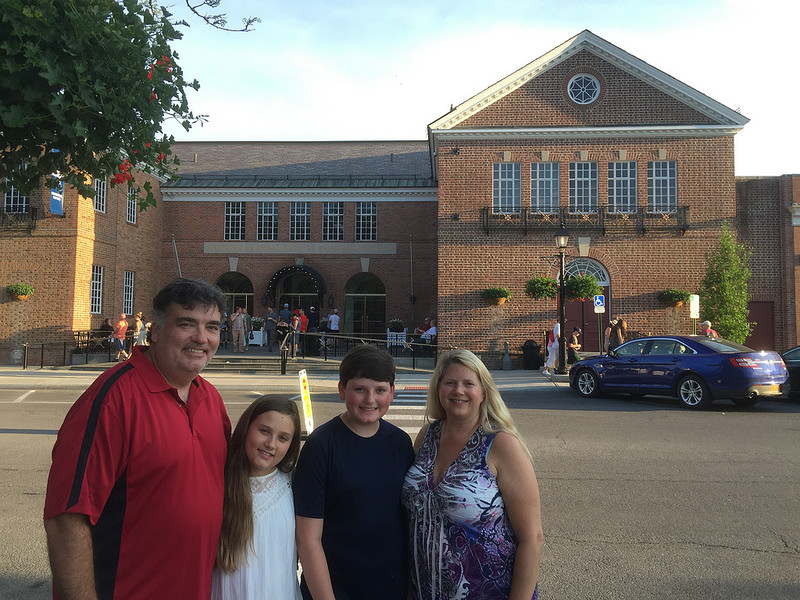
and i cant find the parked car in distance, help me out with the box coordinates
[780,345,800,398]
[569,335,788,409]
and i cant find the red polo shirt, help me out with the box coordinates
[44,346,231,599]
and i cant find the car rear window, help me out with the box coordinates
[695,338,753,353]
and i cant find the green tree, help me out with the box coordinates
[0,0,257,209]
[698,223,754,343]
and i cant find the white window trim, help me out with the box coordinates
[90,265,103,314]
[492,163,521,214]
[355,201,377,241]
[531,162,559,214]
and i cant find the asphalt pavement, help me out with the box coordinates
[0,363,570,393]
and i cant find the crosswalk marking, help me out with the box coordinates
[393,386,428,404]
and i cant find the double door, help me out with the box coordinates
[347,295,386,336]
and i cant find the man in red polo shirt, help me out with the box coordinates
[44,279,231,600]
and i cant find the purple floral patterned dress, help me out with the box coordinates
[402,421,538,600]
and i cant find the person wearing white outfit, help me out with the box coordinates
[212,396,303,600]
[543,322,560,375]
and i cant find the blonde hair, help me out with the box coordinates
[425,349,531,459]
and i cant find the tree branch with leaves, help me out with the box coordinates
[0,0,258,210]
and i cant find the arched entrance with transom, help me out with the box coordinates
[561,258,611,352]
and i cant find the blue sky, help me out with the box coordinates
[162,0,798,176]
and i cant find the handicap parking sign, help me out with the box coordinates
[594,295,605,313]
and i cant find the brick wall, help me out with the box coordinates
[161,196,438,332]
[435,133,740,364]
[0,174,163,365]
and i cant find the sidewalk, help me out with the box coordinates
[0,363,570,393]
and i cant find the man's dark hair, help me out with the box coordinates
[339,344,396,386]
[151,278,226,326]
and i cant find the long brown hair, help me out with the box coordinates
[215,395,301,572]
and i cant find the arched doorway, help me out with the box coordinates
[215,272,254,317]
[344,273,386,336]
[266,265,325,313]
[562,258,610,352]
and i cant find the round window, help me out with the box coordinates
[567,74,600,105]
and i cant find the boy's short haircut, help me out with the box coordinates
[339,344,396,386]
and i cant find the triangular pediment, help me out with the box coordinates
[428,30,749,132]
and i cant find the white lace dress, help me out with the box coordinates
[211,470,302,600]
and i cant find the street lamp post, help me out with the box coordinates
[555,223,569,374]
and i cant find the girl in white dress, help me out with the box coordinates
[212,395,303,600]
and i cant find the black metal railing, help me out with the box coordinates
[241,330,445,374]
[479,206,690,235]
[1,207,38,231]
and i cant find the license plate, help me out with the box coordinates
[769,384,779,393]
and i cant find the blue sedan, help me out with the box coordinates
[569,335,788,409]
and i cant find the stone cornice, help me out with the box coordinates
[431,124,744,143]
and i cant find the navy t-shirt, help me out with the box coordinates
[293,416,414,600]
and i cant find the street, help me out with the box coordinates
[1,382,798,599]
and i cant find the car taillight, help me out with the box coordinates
[730,357,759,368]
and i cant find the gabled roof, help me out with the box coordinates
[429,30,749,132]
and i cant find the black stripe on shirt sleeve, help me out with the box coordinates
[67,364,133,509]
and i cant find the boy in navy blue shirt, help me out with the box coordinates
[293,345,414,600]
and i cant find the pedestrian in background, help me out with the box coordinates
[264,306,278,352]
[243,308,253,351]
[231,307,245,353]
[568,327,582,365]
[543,322,560,375]
[112,312,129,361]
[699,320,719,338]
[609,317,627,351]
[603,319,617,352]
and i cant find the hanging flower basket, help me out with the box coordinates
[525,275,558,300]
[6,283,34,301]
[657,289,691,307]
[481,287,512,305]
[564,275,602,302]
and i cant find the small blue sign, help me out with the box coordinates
[594,295,605,307]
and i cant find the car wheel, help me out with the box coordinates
[575,369,600,397]
[677,375,712,409]
[732,397,759,407]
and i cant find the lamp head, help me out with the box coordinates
[555,223,569,250]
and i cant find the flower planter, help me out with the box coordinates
[13,294,29,301]
[489,297,507,306]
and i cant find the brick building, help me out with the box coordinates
[0,173,164,364]
[161,141,438,335]
[1,30,797,366]
[429,30,795,363]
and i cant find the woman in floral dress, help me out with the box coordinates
[402,349,543,600]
